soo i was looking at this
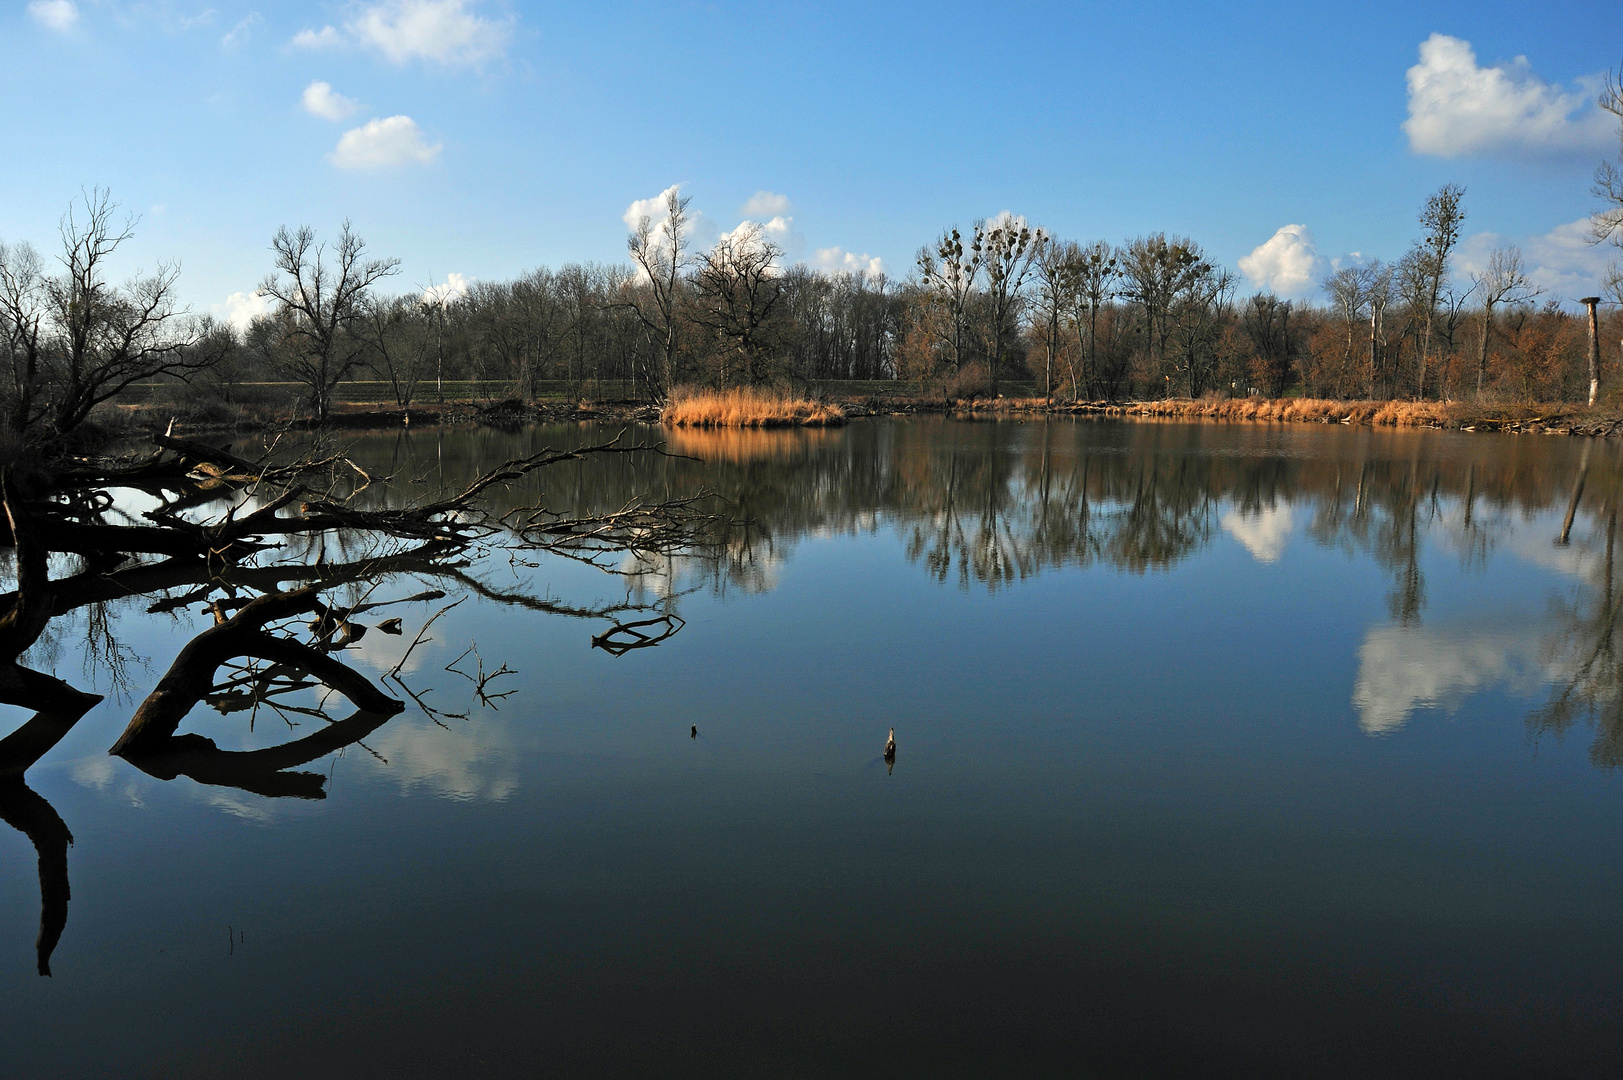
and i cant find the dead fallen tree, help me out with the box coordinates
[108,585,404,756]
[0,429,725,766]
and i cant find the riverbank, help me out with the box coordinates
[103,393,1623,439]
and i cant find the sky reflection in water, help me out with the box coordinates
[4,417,1623,1078]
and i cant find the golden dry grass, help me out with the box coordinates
[662,387,847,428]
[1120,397,1522,428]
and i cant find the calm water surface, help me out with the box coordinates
[4,417,1623,1077]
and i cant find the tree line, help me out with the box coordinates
[4,80,1623,441]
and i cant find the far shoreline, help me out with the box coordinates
[103,393,1623,440]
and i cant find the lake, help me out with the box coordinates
[4,416,1622,1078]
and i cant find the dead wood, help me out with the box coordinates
[109,586,403,757]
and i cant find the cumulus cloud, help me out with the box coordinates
[623,184,717,257]
[215,290,276,334]
[716,213,803,263]
[1220,504,1294,563]
[740,191,791,218]
[811,246,886,279]
[1403,34,1614,160]
[1238,224,1321,297]
[302,80,361,121]
[331,115,442,168]
[421,271,471,305]
[1455,217,1613,299]
[27,0,79,31]
[623,184,682,232]
[291,24,342,49]
[294,0,512,66]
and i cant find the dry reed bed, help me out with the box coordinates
[662,388,847,428]
[1111,397,1602,431]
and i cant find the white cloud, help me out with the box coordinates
[1403,33,1614,160]
[1221,504,1294,563]
[421,271,471,305]
[291,25,342,50]
[1238,224,1321,297]
[27,0,79,31]
[214,290,276,334]
[348,0,511,66]
[221,12,260,48]
[623,184,717,261]
[718,214,804,263]
[762,215,805,262]
[1456,217,1613,299]
[331,115,442,169]
[302,80,361,121]
[811,246,886,279]
[740,191,791,218]
[623,184,682,232]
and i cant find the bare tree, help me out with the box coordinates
[976,215,1039,396]
[1121,234,1210,390]
[692,222,786,387]
[1322,265,1367,397]
[1410,183,1466,399]
[258,223,400,421]
[1593,60,1623,251]
[0,241,48,434]
[625,187,692,399]
[358,294,435,407]
[1242,293,1297,398]
[1072,241,1120,399]
[1031,238,1080,404]
[1365,260,1396,399]
[916,227,983,386]
[1165,264,1236,397]
[37,190,211,436]
[1469,246,1540,399]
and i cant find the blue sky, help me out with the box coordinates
[2,0,1619,325]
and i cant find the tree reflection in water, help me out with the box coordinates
[1530,452,1623,766]
[2,418,1620,977]
[0,432,722,974]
